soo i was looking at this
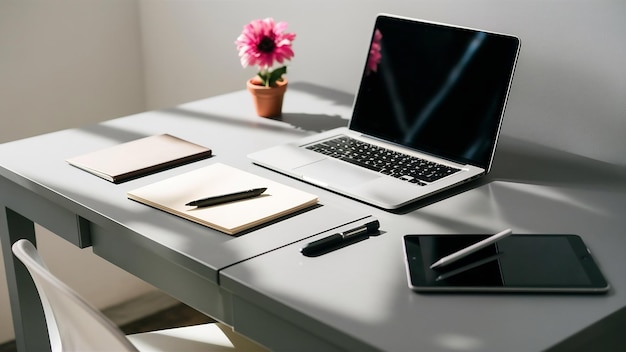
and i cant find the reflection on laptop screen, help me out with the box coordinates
[350,16,520,169]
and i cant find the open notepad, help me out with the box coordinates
[127,163,318,235]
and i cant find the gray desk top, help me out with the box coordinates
[221,181,626,351]
[2,82,626,351]
[0,83,367,283]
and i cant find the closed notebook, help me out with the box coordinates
[66,134,212,183]
[127,163,319,235]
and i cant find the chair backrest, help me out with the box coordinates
[12,239,138,352]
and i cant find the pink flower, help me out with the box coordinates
[235,18,296,71]
[366,29,382,75]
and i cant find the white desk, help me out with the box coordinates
[2,83,626,351]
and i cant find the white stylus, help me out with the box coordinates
[430,228,513,269]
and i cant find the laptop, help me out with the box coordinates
[248,14,521,209]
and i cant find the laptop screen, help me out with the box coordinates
[350,15,520,169]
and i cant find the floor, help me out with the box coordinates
[0,303,211,352]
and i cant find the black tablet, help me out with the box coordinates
[403,234,610,293]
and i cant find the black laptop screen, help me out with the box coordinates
[350,15,520,169]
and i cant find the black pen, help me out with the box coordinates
[301,219,380,256]
[186,187,267,208]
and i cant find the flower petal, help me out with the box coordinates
[235,17,295,80]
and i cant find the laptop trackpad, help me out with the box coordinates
[293,159,380,188]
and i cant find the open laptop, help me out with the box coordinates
[249,14,520,209]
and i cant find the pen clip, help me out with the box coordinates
[340,219,380,239]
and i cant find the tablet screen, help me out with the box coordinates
[403,234,609,293]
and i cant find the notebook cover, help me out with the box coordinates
[66,134,212,183]
[127,163,319,235]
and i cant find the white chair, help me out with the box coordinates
[11,239,268,352]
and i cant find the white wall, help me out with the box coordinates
[0,0,152,343]
[140,0,626,166]
[0,0,146,142]
[2,0,625,344]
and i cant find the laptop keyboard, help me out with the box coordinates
[305,136,461,185]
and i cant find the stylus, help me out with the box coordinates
[301,219,380,256]
[435,253,503,281]
[430,228,513,269]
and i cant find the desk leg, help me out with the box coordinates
[1,207,51,352]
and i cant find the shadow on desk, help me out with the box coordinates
[390,136,626,214]
[546,306,626,351]
[165,82,353,134]
[491,136,626,191]
[274,112,347,133]
[274,82,353,132]
[390,179,490,215]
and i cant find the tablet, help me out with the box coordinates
[403,234,610,293]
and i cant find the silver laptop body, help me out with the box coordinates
[249,14,520,209]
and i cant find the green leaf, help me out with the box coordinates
[267,66,287,87]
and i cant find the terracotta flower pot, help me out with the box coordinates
[247,78,288,118]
